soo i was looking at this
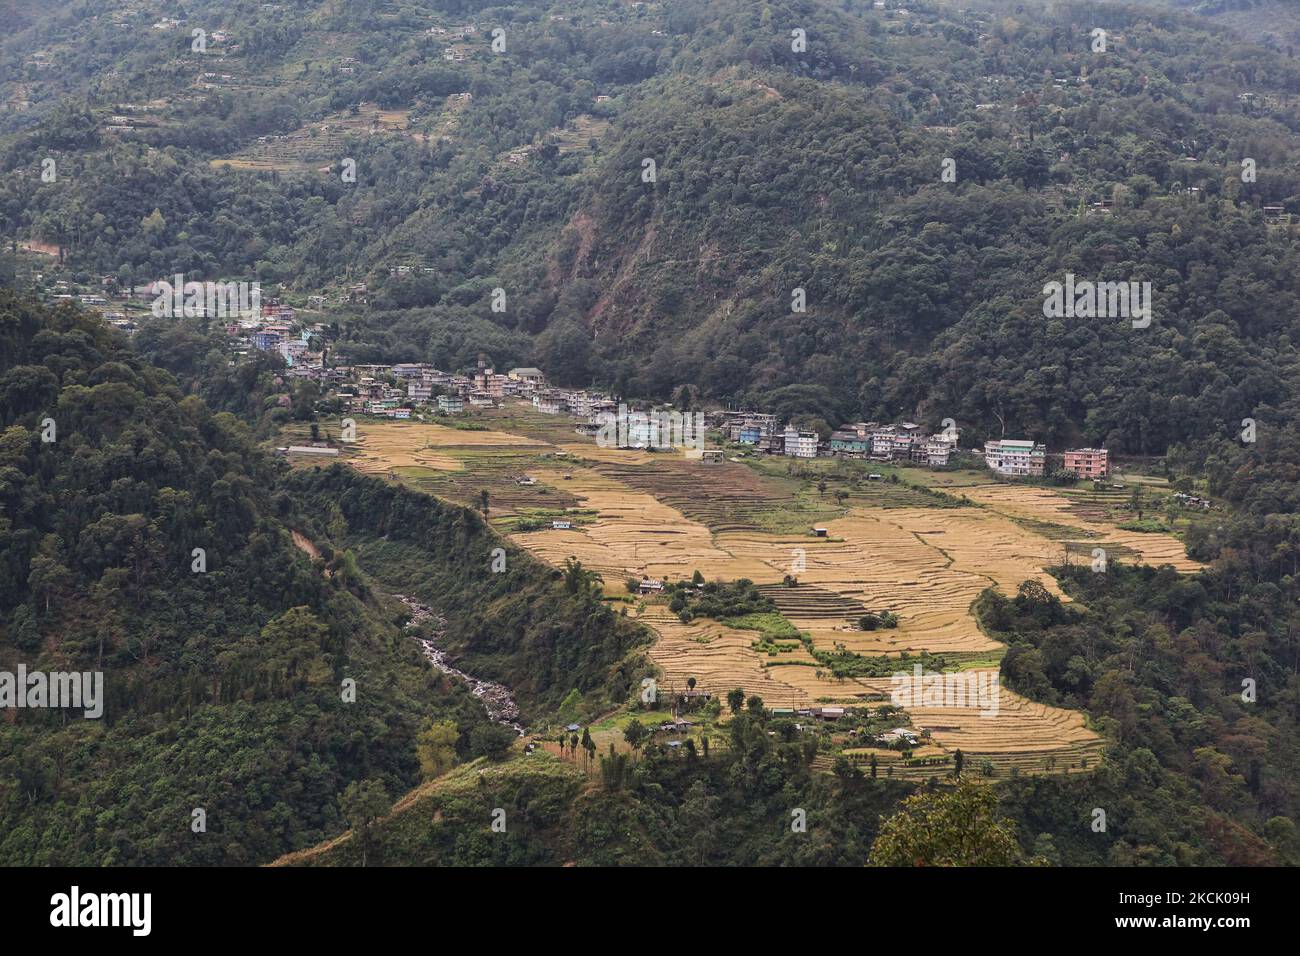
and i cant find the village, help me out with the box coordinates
[283,347,1123,485]
[31,270,1160,489]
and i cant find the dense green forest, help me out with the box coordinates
[281,465,653,716]
[0,293,647,864]
[7,0,1300,452]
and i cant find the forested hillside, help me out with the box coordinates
[0,293,647,864]
[6,0,1300,453]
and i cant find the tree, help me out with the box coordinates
[562,557,602,595]
[339,778,391,868]
[953,748,964,779]
[869,785,1025,866]
[623,718,648,758]
[470,723,516,761]
[415,720,459,780]
[27,540,73,616]
[727,687,745,714]
[600,744,629,790]
[581,727,596,769]
[478,488,490,516]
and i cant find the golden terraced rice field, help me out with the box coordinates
[343,416,1206,776]
[957,483,1205,573]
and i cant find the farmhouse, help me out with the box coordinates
[551,520,572,530]
[638,577,665,593]
[879,727,921,745]
[808,706,848,721]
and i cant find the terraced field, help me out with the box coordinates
[592,459,814,532]
[211,104,412,174]
[956,483,1205,573]
[517,467,777,582]
[336,406,1207,779]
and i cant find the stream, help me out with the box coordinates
[395,594,526,736]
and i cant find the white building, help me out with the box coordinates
[924,434,957,467]
[783,425,819,458]
[984,439,1046,477]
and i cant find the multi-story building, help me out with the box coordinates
[984,439,1047,477]
[870,424,920,460]
[1062,447,1109,479]
[783,425,819,458]
[253,330,282,351]
[437,394,464,414]
[923,434,957,467]
[278,338,308,364]
[726,413,779,445]
[391,363,430,380]
[830,429,869,457]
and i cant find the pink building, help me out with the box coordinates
[1063,448,1109,479]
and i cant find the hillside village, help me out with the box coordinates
[41,272,1128,483]
[282,347,1125,483]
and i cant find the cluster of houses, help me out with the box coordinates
[722,414,960,468]
[325,360,624,422]
[716,414,1111,480]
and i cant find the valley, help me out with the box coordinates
[310,403,1208,781]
